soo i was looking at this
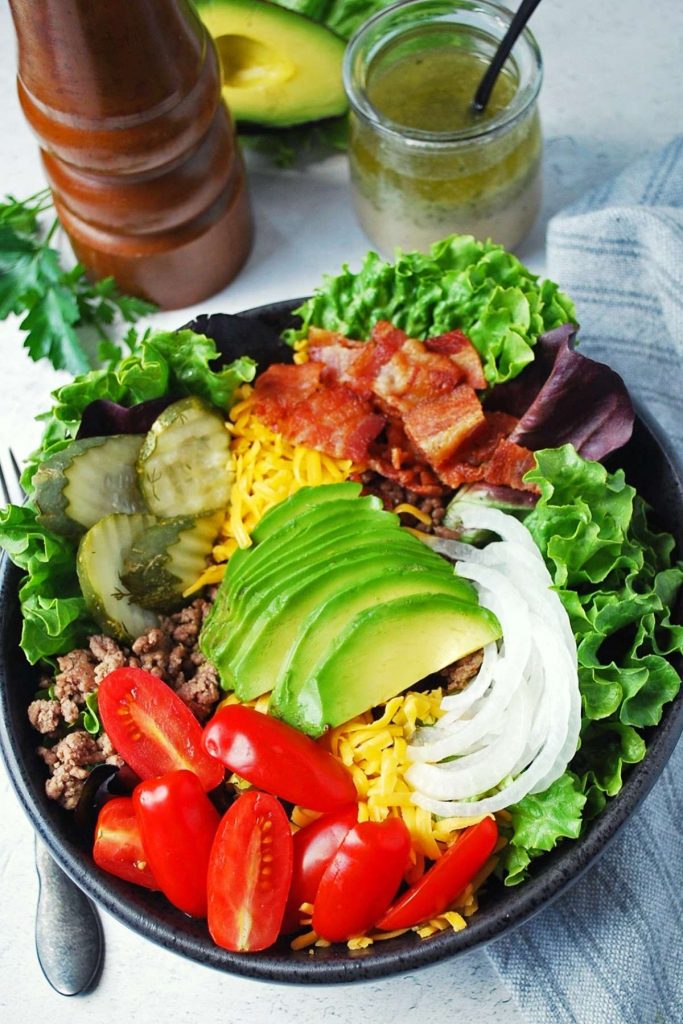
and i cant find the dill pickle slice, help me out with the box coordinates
[33,434,146,538]
[137,397,233,517]
[121,511,223,612]
[77,513,159,642]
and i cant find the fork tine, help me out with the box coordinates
[0,463,10,507]
[9,449,22,492]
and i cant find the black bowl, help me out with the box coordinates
[1,299,682,983]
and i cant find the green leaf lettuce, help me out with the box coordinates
[0,504,94,664]
[285,235,577,386]
[500,445,683,883]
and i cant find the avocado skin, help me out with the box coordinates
[196,0,348,128]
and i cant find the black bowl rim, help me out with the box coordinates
[1,297,682,984]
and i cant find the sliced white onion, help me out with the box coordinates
[406,505,581,819]
[454,503,540,552]
[407,686,531,800]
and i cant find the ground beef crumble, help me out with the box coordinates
[438,649,484,693]
[359,470,460,538]
[29,598,220,809]
[37,732,124,810]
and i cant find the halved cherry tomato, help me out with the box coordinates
[133,770,220,917]
[202,705,357,811]
[99,667,224,792]
[312,817,411,942]
[208,789,293,952]
[376,817,499,931]
[281,805,358,935]
[93,796,157,890]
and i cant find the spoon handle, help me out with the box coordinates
[34,837,104,996]
[473,0,544,112]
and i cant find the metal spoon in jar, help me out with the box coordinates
[472,0,544,113]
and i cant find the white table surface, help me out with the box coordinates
[1,1,681,1021]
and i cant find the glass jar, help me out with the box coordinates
[343,0,543,255]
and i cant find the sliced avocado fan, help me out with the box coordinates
[199,484,501,736]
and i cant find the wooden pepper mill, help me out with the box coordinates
[9,0,254,309]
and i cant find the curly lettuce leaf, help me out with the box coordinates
[500,445,683,884]
[502,774,587,886]
[0,504,95,663]
[286,235,577,386]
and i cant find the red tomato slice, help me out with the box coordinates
[133,770,220,917]
[202,705,357,812]
[281,805,358,935]
[376,817,499,931]
[93,796,157,890]
[208,789,293,952]
[99,667,224,791]
[312,817,411,942]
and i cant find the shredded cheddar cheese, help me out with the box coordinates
[393,503,433,526]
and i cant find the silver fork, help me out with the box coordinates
[1,451,104,996]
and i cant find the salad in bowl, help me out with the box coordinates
[0,235,681,976]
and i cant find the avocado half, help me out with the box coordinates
[196,0,348,127]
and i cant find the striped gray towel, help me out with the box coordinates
[486,135,683,1024]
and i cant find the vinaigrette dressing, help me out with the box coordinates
[344,2,543,255]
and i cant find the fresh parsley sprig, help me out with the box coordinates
[0,188,156,374]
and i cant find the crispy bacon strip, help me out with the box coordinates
[307,327,365,385]
[424,330,487,390]
[483,438,538,492]
[341,321,409,397]
[252,323,534,496]
[253,363,384,463]
[436,412,521,488]
[403,387,486,466]
[443,411,519,469]
[252,362,322,412]
[372,337,467,417]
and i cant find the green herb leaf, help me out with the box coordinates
[0,191,156,373]
[0,189,52,233]
[21,284,90,375]
[81,691,101,736]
